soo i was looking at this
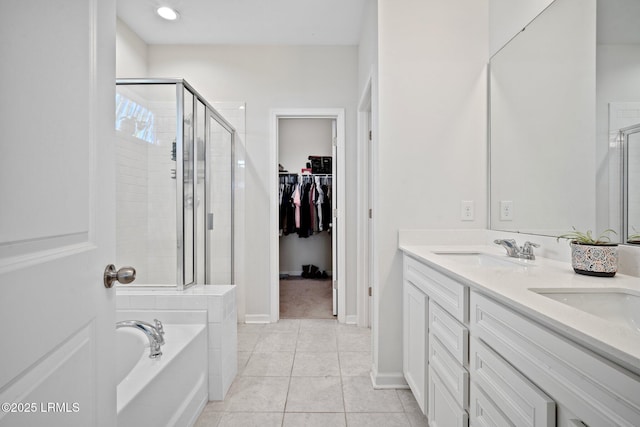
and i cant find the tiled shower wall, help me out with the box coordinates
[116,134,149,282]
[116,87,177,284]
[146,102,178,284]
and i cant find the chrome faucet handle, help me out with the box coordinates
[154,319,165,344]
[521,241,540,259]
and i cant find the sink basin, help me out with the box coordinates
[434,252,534,268]
[531,289,640,333]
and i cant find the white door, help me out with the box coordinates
[331,119,338,316]
[367,112,374,327]
[0,1,116,426]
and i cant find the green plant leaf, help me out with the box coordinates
[556,226,616,245]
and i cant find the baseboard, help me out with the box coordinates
[370,366,409,389]
[244,314,271,324]
[280,271,303,277]
[279,270,334,277]
[345,314,357,325]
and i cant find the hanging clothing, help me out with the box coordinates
[315,178,324,232]
[278,174,332,238]
[293,184,301,230]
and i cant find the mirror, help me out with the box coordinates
[623,125,640,244]
[489,0,640,243]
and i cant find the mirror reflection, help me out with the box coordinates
[489,0,640,244]
[623,126,640,244]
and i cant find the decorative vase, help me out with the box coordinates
[570,241,618,277]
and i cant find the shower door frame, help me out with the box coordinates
[620,123,640,244]
[116,78,235,289]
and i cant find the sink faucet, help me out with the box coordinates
[494,239,539,260]
[116,319,165,358]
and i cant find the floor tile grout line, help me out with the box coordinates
[280,322,299,425]
[205,322,397,427]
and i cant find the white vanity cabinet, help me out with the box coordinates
[403,255,470,426]
[402,250,640,427]
[471,291,640,427]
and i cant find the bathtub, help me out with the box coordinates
[117,322,208,427]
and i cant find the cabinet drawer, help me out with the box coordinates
[470,337,554,427]
[428,365,469,427]
[430,300,469,366]
[405,255,468,323]
[429,333,469,410]
[471,291,640,426]
[469,382,511,427]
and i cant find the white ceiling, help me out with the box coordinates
[116,0,369,45]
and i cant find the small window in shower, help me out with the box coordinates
[115,92,156,144]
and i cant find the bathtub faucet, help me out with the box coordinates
[116,319,165,358]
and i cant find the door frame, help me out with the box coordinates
[269,108,346,323]
[357,70,377,328]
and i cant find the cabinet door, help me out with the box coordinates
[403,279,428,413]
[429,366,469,427]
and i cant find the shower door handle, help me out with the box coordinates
[207,213,214,230]
[103,264,136,288]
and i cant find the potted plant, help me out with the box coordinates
[557,227,618,277]
[627,227,640,245]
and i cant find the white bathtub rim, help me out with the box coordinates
[116,323,206,414]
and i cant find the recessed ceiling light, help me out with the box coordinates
[157,6,179,21]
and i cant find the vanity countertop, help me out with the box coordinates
[400,243,640,376]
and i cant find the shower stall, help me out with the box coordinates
[115,79,234,289]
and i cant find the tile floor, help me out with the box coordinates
[195,319,429,427]
[279,278,333,319]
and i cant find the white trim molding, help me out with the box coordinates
[269,108,347,324]
[370,366,410,390]
[244,314,271,324]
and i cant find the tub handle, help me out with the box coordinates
[103,264,137,288]
[154,319,165,344]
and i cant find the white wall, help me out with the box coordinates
[489,0,554,56]
[116,18,148,77]
[146,45,359,320]
[374,0,488,384]
[358,0,378,96]
[278,118,333,275]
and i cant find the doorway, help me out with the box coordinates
[269,109,346,323]
[278,118,334,318]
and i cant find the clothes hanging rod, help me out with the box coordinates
[278,172,332,176]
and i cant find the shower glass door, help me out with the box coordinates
[115,84,178,285]
[115,79,234,288]
[182,88,195,286]
[207,113,234,284]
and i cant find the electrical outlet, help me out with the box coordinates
[500,200,513,221]
[461,200,474,221]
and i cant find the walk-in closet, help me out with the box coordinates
[278,118,335,319]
